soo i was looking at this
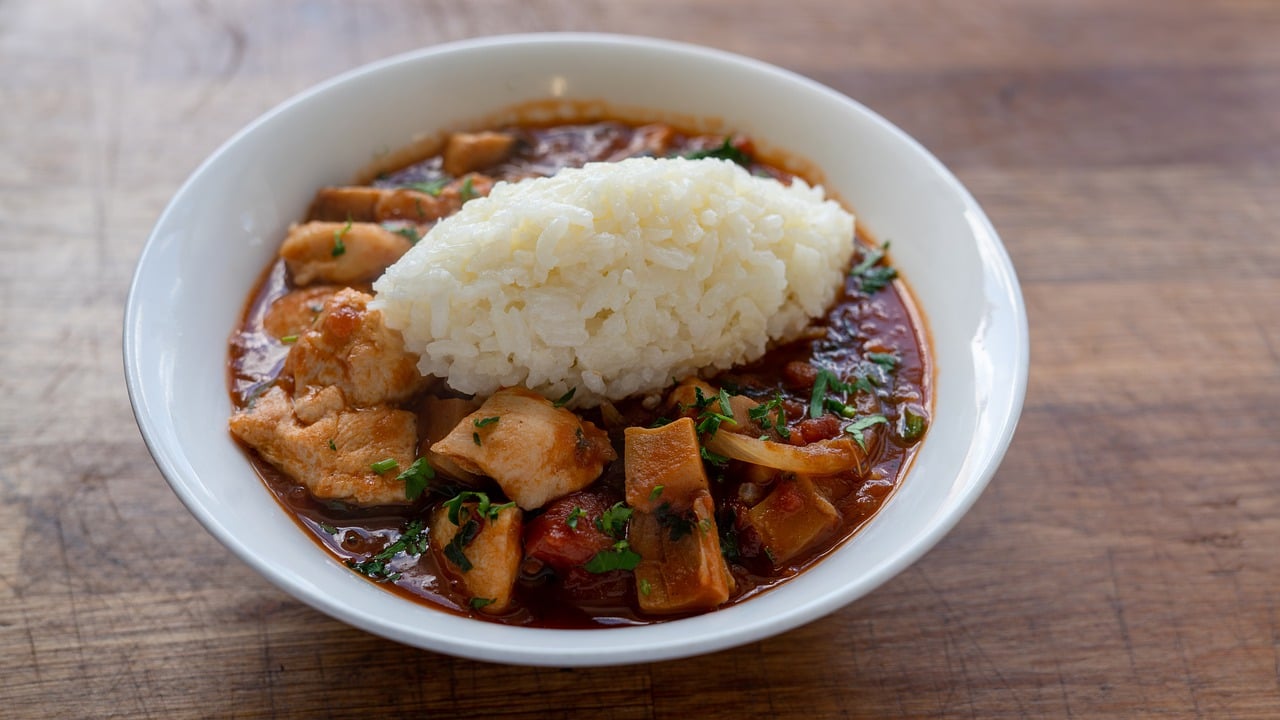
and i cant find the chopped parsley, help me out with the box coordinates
[327,439,337,451]
[472,432,481,446]
[649,485,665,501]
[459,177,478,203]
[809,367,853,419]
[345,520,429,581]
[594,502,633,538]
[403,178,448,196]
[331,218,352,257]
[845,414,889,450]
[469,597,496,610]
[683,137,752,167]
[900,406,928,443]
[395,457,435,501]
[565,506,585,529]
[443,519,480,572]
[695,387,736,437]
[280,334,298,344]
[849,241,898,293]
[700,446,729,467]
[369,458,399,474]
[443,490,516,525]
[655,502,696,541]
[867,352,899,370]
[473,416,500,428]
[553,387,576,408]
[639,578,652,596]
[748,393,791,439]
[583,540,642,574]
[384,224,421,244]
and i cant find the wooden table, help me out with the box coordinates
[4,1,1278,717]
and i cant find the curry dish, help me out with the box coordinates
[228,121,930,627]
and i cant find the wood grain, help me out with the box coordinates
[3,0,1279,717]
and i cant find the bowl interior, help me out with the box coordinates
[124,33,1027,666]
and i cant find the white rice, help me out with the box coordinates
[371,156,855,406]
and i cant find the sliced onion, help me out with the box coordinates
[704,432,867,476]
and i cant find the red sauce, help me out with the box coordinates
[228,121,930,627]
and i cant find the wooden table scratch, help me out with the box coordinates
[3,0,1279,717]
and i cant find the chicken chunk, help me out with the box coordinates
[280,221,412,286]
[442,131,516,176]
[431,500,523,614]
[261,285,342,340]
[229,386,417,506]
[431,388,617,510]
[307,175,496,226]
[630,491,733,614]
[284,288,429,413]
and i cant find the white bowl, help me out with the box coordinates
[124,33,1027,666]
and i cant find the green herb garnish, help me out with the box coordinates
[808,367,852,419]
[566,506,584,529]
[700,446,729,467]
[583,540,642,574]
[280,334,298,344]
[327,439,337,451]
[849,242,897,293]
[443,490,516,525]
[472,432,481,446]
[655,502,696,541]
[845,414,889,450]
[332,218,351,257]
[369,458,399,474]
[553,387,576,408]
[473,416,500,428]
[639,578,652,596]
[459,177,477,203]
[900,407,928,443]
[443,519,479,572]
[396,457,435,501]
[469,597,496,610]
[403,178,448,196]
[748,393,791,439]
[385,224,421,244]
[345,520,429,581]
[649,485,665,501]
[595,502,633,538]
[683,137,752,166]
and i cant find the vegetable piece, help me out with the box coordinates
[417,396,484,484]
[430,500,523,614]
[746,475,841,566]
[703,432,869,476]
[431,388,617,510]
[623,418,710,513]
[523,492,619,573]
[629,492,734,614]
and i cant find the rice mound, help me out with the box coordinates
[371,156,855,406]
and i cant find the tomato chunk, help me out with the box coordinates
[523,491,615,574]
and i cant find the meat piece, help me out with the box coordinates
[229,386,417,506]
[623,418,709,513]
[262,286,342,340]
[373,174,496,222]
[607,123,677,161]
[442,131,516,176]
[417,395,483,484]
[284,288,429,410]
[431,500,523,614]
[280,221,412,286]
[747,474,841,565]
[431,388,617,510]
[307,186,383,222]
[630,491,733,614]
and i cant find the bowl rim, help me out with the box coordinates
[124,31,1029,666]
